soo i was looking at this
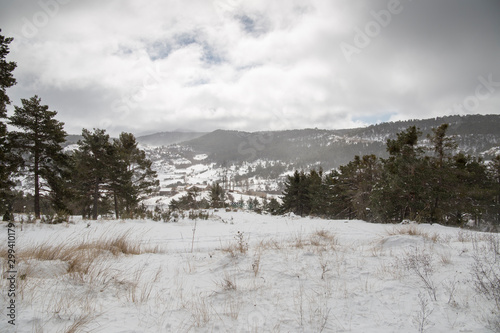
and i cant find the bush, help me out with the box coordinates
[471,234,500,331]
[41,211,70,224]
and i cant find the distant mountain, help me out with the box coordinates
[64,134,84,147]
[137,131,207,147]
[181,114,500,169]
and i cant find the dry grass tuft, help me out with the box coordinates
[189,295,212,328]
[60,313,97,333]
[255,238,283,251]
[387,225,440,243]
[217,272,238,291]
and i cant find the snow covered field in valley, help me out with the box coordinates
[1,212,499,332]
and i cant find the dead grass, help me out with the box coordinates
[189,295,212,328]
[223,296,242,320]
[252,254,261,277]
[126,267,160,303]
[256,238,283,251]
[217,271,238,291]
[3,230,162,266]
[387,225,440,243]
[60,314,96,333]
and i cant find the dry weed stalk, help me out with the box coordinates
[252,254,261,277]
[189,295,212,328]
[412,292,434,333]
[401,247,437,301]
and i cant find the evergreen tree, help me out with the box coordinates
[210,182,225,208]
[451,154,493,226]
[426,124,457,223]
[0,30,17,218]
[322,169,350,219]
[246,197,254,210]
[0,31,16,115]
[338,155,381,220]
[73,129,114,219]
[372,126,428,222]
[9,96,67,218]
[281,169,326,217]
[489,155,500,227]
[307,169,324,216]
[110,132,158,218]
[266,197,281,215]
[281,170,311,216]
[252,197,261,212]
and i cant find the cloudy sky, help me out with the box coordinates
[1,0,499,136]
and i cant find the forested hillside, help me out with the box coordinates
[280,125,500,229]
[177,114,500,169]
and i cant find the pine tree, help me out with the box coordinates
[426,124,456,224]
[280,170,317,216]
[322,169,350,219]
[9,96,67,218]
[372,126,428,222]
[0,30,17,218]
[280,170,301,215]
[210,182,225,208]
[307,169,324,216]
[338,155,381,220]
[110,132,158,218]
[266,197,281,215]
[490,155,500,227]
[451,154,493,226]
[0,30,16,114]
[73,128,114,220]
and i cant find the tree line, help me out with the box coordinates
[281,125,500,228]
[0,31,158,220]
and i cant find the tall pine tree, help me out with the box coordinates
[426,124,457,224]
[0,30,17,218]
[372,126,428,222]
[110,132,158,218]
[73,128,114,220]
[10,96,67,219]
[338,155,381,220]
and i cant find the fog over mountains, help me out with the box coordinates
[136,114,500,169]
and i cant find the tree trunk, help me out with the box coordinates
[34,151,40,219]
[114,193,119,219]
[92,180,99,220]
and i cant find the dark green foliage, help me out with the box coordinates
[266,197,281,215]
[280,124,499,227]
[72,129,158,219]
[9,95,67,218]
[110,132,158,218]
[490,156,500,226]
[72,129,114,219]
[179,115,500,170]
[338,155,381,221]
[280,170,308,216]
[169,187,206,211]
[0,30,16,116]
[0,31,17,216]
[210,182,226,208]
[372,126,428,222]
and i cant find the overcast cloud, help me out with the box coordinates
[1,0,499,136]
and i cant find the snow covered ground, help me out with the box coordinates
[1,212,499,332]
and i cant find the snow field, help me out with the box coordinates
[1,212,499,332]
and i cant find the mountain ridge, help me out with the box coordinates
[175,114,500,169]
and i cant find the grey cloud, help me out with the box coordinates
[1,0,499,136]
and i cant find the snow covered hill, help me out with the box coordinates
[1,213,499,332]
[139,115,500,189]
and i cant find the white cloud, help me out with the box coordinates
[2,0,499,135]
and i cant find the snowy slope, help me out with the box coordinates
[1,213,498,332]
